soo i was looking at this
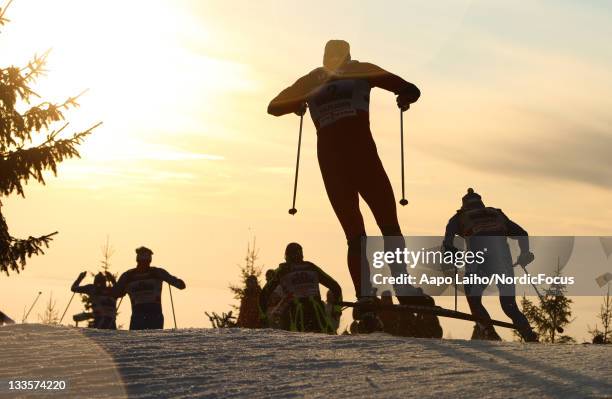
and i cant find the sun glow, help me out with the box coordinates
[2,0,254,163]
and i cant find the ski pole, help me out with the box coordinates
[454,267,458,311]
[59,292,75,324]
[168,283,177,329]
[288,113,304,215]
[116,297,123,312]
[23,291,42,323]
[399,110,408,206]
[516,262,564,333]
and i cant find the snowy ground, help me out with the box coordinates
[0,324,611,399]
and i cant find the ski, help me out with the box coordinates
[340,301,517,330]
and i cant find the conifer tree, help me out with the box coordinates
[589,284,611,344]
[0,0,100,275]
[519,261,575,343]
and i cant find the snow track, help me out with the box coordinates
[1,324,610,398]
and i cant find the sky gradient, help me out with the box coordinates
[1,0,611,340]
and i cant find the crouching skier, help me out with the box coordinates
[443,188,538,342]
[71,271,118,329]
[112,247,186,330]
[261,268,288,329]
[268,39,441,336]
[260,243,342,333]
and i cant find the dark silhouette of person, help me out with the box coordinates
[260,268,285,328]
[260,243,342,333]
[112,247,185,330]
[268,40,427,309]
[71,271,117,329]
[443,188,538,342]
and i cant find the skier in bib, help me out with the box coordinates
[443,188,538,342]
[112,247,186,330]
[268,40,440,335]
[71,271,118,329]
[260,243,342,333]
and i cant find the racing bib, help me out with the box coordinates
[127,277,162,305]
[308,79,370,128]
[280,263,321,299]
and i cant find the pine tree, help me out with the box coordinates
[37,293,59,324]
[206,238,263,328]
[0,0,101,275]
[589,284,611,344]
[204,311,237,328]
[519,260,575,343]
[229,238,263,306]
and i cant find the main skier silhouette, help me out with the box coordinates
[268,40,440,335]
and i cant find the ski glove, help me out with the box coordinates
[294,103,307,116]
[517,251,535,267]
[396,91,414,111]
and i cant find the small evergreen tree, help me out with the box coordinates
[206,238,264,328]
[588,284,611,344]
[37,293,59,324]
[0,0,101,275]
[229,238,263,307]
[519,261,575,343]
[205,311,237,328]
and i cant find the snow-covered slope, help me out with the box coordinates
[1,324,610,398]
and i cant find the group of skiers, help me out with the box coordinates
[2,39,540,342]
[267,39,538,341]
[70,246,186,331]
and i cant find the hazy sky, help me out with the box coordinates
[1,0,611,340]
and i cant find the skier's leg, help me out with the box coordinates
[357,143,419,298]
[318,143,368,297]
[130,313,144,330]
[465,263,493,322]
[497,271,537,341]
[357,145,441,337]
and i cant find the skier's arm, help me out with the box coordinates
[443,214,461,251]
[505,215,530,253]
[110,272,128,298]
[360,62,421,103]
[157,268,186,289]
[71,272,91,294]
[259,272,281,312]
[268,72,319,116]
[312,263,342,303]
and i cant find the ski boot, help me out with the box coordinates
[518,326,539,343]
[397,288,443,338]
[351,296,384,334]
[471,323,502,341]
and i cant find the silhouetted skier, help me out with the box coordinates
[260,243,342,333]
[268,40,436,323]
[112,247,186,330]
[71,271,117,329]
[443,188,538,342]
[0,310,15,325]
